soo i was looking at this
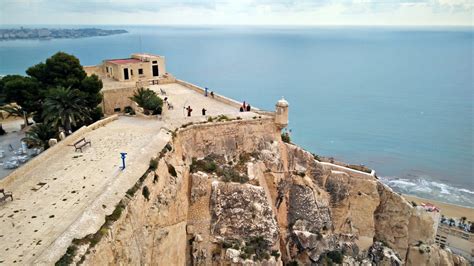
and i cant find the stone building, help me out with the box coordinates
[101,53,166,82]
[83,53,174,114]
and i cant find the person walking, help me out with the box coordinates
[202,108,207,116]
[210,91,215,98]
[186,106,193,117]
[205,87,208,97]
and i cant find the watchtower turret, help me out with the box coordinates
[275,97,289,128]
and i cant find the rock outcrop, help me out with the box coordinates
[59,118,467,266]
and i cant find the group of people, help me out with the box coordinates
[240,101,251,112]
[185,106,207,117]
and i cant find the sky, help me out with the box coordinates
[0,0,472,26]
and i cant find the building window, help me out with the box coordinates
[106,67,109,73]
[138,68,143,75]
[152,60,157,64]
[131,69,133,76]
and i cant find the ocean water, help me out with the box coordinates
[0,26,473,207]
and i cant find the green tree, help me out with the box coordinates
[0,75,43,116]
[26,52,103,123]
[27,52,86,89]
[130,88,163,115]
[43,87,90,132]
[22,123,57,149]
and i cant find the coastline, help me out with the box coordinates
[403,194,474,221]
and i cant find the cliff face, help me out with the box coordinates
[71,118,467,266]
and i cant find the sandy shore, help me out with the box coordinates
[403,194,474,221]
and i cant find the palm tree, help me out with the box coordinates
[0,104,32,127]
[43,87,90,132]
[129,88,162,115]
[22,123,56,149]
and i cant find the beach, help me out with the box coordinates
[404,194,474,221]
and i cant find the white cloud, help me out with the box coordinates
[0,0,472,25]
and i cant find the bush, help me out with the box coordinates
[216,115,230,122]
[55,245,77,266]
[89,106,103,122]
[124,106,135,115]
[168,164,177,177]
[221,167,249,183]
[281,132,290,143]
[149,158,158,170]
[271,250,280,259]
[130,88,163,115]
[346,164,372,174]
[190,157,217,173]
[142,186,150,201]
[326,250,343,264]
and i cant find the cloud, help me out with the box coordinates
[0,0,472,25]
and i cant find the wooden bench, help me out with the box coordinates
[0,189,13,202]
[73,137,91,152]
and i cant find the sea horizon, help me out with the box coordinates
[0,25,472,208]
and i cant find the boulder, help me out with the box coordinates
[210,182,279,245]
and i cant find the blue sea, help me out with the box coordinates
[0,26,473,207]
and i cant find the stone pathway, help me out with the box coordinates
[0,82,262,265]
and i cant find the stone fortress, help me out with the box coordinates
[0,53,469,265]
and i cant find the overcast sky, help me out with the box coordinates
[1,0,472,26]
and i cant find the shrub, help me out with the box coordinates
[281,132,290,143]
[326,250,343,264]
[89,106,104,122]
[129,88,163,115]
[124,106,135,115]
[142,186,150,201]
[347,164,372,174]
[168,164,177,177]
[55,245,77,266]
[149,158,158,170]
[190,157,217,173]
[312,153,321,161]
[216,115,230,122]
[221,167,249,183]
[271,250,280,259]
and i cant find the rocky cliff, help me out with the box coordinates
[58,117,467,266]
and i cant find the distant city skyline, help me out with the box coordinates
[0,0,473,26]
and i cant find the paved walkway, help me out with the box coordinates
[0,82,263,265]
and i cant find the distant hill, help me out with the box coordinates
[0,28,128,40]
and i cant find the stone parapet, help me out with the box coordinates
[0,115,119,188]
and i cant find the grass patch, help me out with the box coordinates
[191,157,217,173]
[219,166,249,183]
[216,115,230,122]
